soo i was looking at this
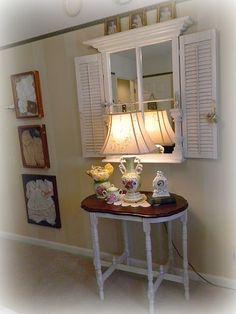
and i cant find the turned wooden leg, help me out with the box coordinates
[90,213,104,300]
[167,221,174,272]
[181,211,189,300]
[122,220,130,265]
[143,219,154,314]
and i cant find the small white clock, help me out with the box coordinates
[152,171,170,198]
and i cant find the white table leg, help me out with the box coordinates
[90,213,104,300]
[143,219,154,314]
[122,220,130,265]
[181,211,189,300]
[167,221,174,272]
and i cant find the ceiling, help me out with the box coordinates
[0,0,177,48]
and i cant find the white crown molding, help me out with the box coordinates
[84,16,194,53]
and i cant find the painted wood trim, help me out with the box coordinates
[84,16,194,53]
[180,29,218,159]
[75,53,106,157]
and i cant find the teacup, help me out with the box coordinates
[102,185,123,204]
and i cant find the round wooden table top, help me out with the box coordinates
[81,192,188,219]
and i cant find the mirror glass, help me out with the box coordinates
[110,49,138,112]
[110,42,175,153]
[142,41,173,110]
[142,41,175,153]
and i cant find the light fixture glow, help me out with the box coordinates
[101,111,155,155]
[64,0,82,17]
[144,110,175,148]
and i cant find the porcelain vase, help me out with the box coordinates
[119,156,144,202]
[94,180,111,199]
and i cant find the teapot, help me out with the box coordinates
[102,185,123,204]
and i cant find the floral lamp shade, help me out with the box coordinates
[100,111,156,155]
[144,110,175,146]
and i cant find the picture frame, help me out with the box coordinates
[157,2,176,23]
[11,71,44,119]
[18,124,50,168]
[22,174,61,228]
[105,17,120,35]
[129,10,146,29]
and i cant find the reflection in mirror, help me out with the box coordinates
[144,110,175,153]
[142,41,175,153]
[110,49,138,112]
[142,41,173,109]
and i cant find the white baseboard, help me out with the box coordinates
[0,230,235,290]
[128,257,236,290]
[0,231,93,257]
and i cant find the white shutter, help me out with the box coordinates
[75,54,106,157]
[180,29,218,159]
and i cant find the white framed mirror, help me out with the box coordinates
[83,16,194,163]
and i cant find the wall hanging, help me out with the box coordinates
[22,174,61,228]
[105,16,120,35]
[11,71,44,118]
[129,10,146,29]
[18,124,50,168]
[157,2,176,23]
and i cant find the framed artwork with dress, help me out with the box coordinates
[11,71,44,118]
[129,10,146,29]
[18,124,50,168]
[157,2,176,23]
[22,174,61,228]
[105,17,120,35]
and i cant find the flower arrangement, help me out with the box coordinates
[86,163,114,182]
[87,163,114,199]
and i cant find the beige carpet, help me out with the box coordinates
[0,238,235,314]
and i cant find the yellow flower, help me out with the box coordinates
[104,163,114,175]
[86,163,114,182]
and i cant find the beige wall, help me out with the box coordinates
[0,0,236,281]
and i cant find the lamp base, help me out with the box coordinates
[119,156,144,203]
[123,192,146,203]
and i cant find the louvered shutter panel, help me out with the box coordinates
[75,54,106,157]
[180,29,218,159]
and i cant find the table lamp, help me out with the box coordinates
[100,111,156,203]
[144,110,175,153]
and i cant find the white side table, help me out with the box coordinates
[81,192,189,314]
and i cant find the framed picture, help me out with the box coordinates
[129,10,146,29]
[105,17,120,35]
[18,124,50,168]
[22,174,61,228]
[157,2,176,23]
[11,71,44,118]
